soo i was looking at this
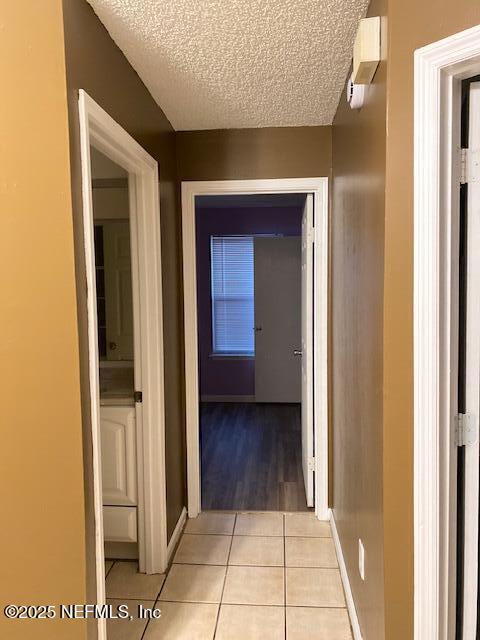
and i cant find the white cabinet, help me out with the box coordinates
[101,406,137,506]
[100,406,138,543]
[103,506,137,543]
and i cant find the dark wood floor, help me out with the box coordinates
[200,402,311,511]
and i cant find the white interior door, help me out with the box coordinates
[462,80,480,640]
[104,220,134,361]
[302,194,314,507]
[254,236,302,403]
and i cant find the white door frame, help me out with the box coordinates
[462,80,480,640]
[414,24,480,640]
[78,91,168,638]
[181,177,329,520]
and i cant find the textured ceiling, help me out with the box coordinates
[87,0,369,130]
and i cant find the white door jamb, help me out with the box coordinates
[78,90,168,639]
[414,23,480,640]
[181,178,329,521]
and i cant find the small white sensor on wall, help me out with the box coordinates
[358,538,366,581]
[352,16,381,85]
[347,75,367,109]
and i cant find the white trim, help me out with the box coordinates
[181,178,329,520]
[200,395,256,403]
[78,91,168,638]
[330,512,363,640]
[78,92,107,640]
[462,79,480,640]
[167,507,188,561]
[302,193,315,506]
[414,24,480,640]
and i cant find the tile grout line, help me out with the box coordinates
[107,595,165,603]
[146,598,348,609]
[140,567,168,640]
[172,561,338,569]
[212,512,236,639]
[141,549,175,640]
[140,612,150,640]
[183,532,333,539]
[104,560,115,580]
[143,514,235,638]
[114,513,344,639]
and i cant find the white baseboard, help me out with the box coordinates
[200,395,256,403]
[330,512,363,640]
[167,507,187,562]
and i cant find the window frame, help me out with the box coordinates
[210,234,255,357]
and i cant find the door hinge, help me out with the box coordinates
[133,390,143,404]
[308,456,315,472]
[455,413,478,447]
[460,147,480,184]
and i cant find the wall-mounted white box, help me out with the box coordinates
[352,16,381,84]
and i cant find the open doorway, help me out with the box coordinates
[90,148,139,561]
[197,193,311,511]
[78,91,168,639]
[182,178,328,520]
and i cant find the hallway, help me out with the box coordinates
[200,403,309,511]
[105,512,352,639]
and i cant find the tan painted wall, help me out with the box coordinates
[177,126,332,181]
[177,129,333,511]
[331,1,387,638]
[177,125,333,512]
[61,0,186,551]
[0,2,87,639]
[92,188,129,220]
[384,2,480,638]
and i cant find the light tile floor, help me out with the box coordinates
[105,512,353,640]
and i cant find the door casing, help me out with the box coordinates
[301,194,315,507]
[181,177,329,520]
[460,79,480,640]
[414,23,480,640]
[78,90,168,640]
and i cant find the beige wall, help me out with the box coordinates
[0,2,87,639]
[92,187,129,220]
[61,0,187,620]
[177,126,332,181]
[383,2,480,638]
[331,1,387,638]
[61,0,186,551]
[4,4,480,638]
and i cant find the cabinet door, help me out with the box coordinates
[103,506,137,543]
[101,407,137,506]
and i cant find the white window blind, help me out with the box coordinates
[211,235,254,355]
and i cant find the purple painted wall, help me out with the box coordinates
[196,205,302,397]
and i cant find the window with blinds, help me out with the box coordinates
[210,235,254,355]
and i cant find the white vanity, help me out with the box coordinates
[100,364,138,545]
[101,403,138,543]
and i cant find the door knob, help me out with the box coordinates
[254,326,262,332]
[109,341,117,351]
[293,349,302,356]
